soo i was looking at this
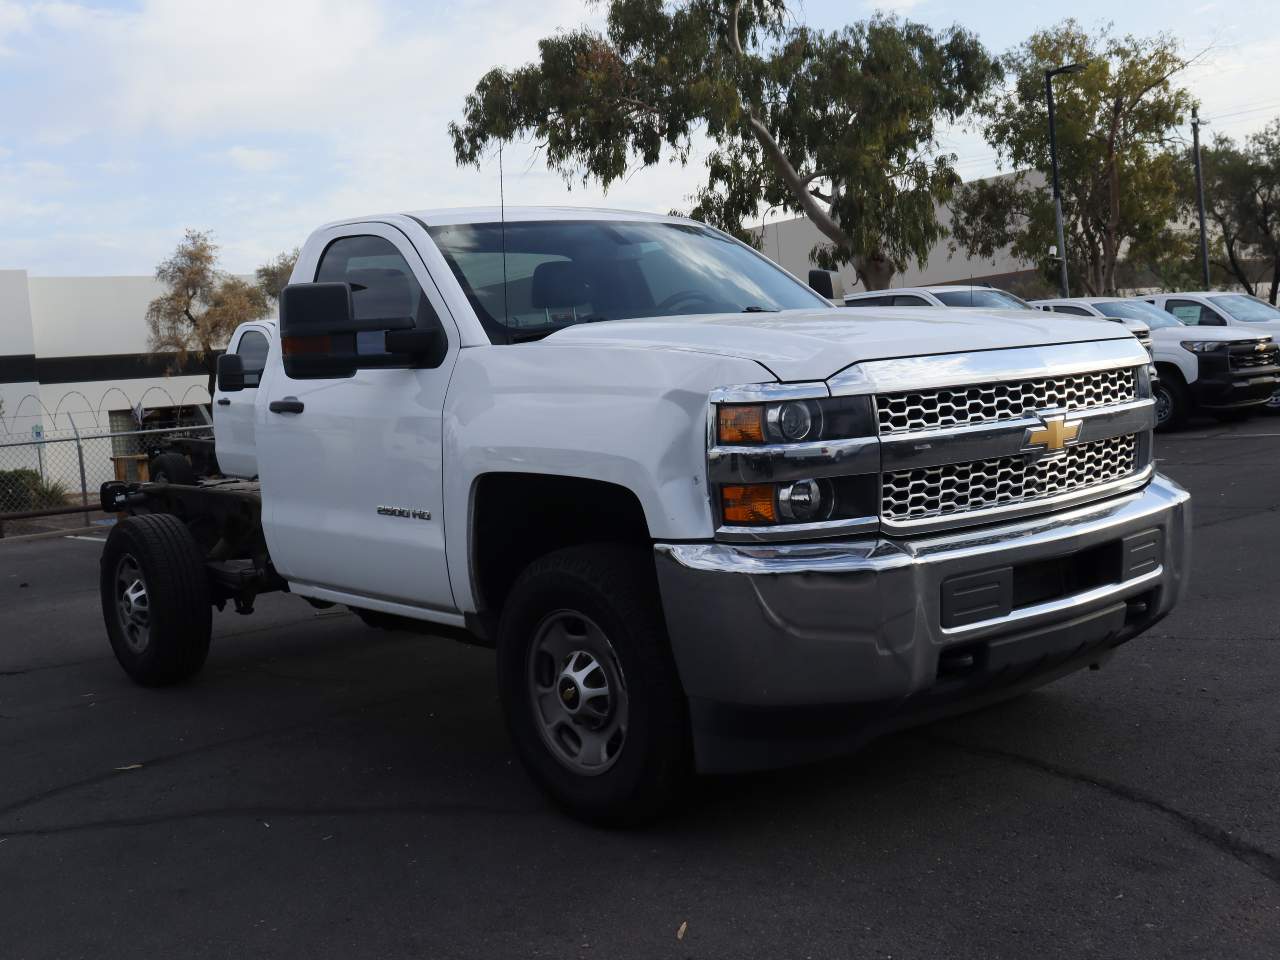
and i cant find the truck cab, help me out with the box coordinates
[99,207,1192,823]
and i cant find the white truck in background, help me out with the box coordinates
[98,207,1190,823]
[1033,297,1279,429]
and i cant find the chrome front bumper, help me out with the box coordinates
[654,474,1191,771]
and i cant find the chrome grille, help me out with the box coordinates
[876,367,1138,435]
[882,434,1138,524]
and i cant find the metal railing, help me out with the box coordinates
[0,425,211,528]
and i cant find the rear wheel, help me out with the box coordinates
[1153,376,1189,431]
[496,544,690,825]
[101,514,211,685]
[149,451,197,485]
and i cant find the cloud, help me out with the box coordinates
[225,146,287,174]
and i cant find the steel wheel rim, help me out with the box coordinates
[1154,386,1173,426]
[114,553,151,653]
[527,610,628,776]
[1267,389,1280,410]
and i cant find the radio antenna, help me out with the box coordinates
[499,142,510,330]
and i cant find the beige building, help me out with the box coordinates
[752,174,1043,295]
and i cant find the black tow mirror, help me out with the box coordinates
[808,269,845,301]
[216,353,245,392]
[385,328,447,367]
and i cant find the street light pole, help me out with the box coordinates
[1044,63,1084,299]
[1191,107,1211,288]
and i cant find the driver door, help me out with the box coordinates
[257,224,460,613]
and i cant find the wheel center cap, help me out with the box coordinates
[558,678,581,712]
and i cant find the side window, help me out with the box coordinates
[315,234,441,331]
[1166,299,1220,326]
[234,330,270,387]
[845,296,890,307]
[892,295,930,306]
[1053,305,1092,316]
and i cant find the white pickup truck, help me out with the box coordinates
[98,207,1190,822]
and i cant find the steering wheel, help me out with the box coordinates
[656,290,721,312]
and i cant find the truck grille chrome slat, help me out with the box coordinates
[882,434,1138,524]
[875,368,1138,435]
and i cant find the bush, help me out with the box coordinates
[0,469,69,513]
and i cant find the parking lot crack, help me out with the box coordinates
[920,733,1280,888]
[0,801,544,839]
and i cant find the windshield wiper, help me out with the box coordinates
[741,305,779,313]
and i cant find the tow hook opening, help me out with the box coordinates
[938,642,987,680]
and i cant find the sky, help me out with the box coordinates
[0,0,1277,276]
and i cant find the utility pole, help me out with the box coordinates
[1191,108,1211,288]
[1045,63,1085,298]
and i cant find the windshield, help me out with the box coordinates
[933,288,1031,309]
[1209,294,1280,322]
[1095,300,1184,329]
[427,220,829,341]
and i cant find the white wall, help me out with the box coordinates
[26,275,169,357]
[0,269,39,437]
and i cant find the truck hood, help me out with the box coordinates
[1149,325,1273,344]
[547,307,1133,381]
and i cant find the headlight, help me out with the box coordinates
[711,388,879,535]
[715,396,874,444]
[1181,340,1227,354]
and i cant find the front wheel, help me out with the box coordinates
[100,514,211,685]
[1153,377,1189,431]
[496,545,690,825]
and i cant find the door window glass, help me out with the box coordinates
[234,330,270,388]
[1165,299,1222,326]
[315,234,440,329]
[1051,305,1093,316]
[892,295,931,306]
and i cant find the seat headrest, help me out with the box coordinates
[347,268,414,320]
[530,260,588,309]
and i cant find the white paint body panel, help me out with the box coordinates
[212,321,275,478]
[551,307,1131,382]
[1145,292,1280,340]
[224,208,1140,621]
[442,344,770,613]
[256,221,462,613]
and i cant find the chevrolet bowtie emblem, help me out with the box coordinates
[1024,414,1082,457]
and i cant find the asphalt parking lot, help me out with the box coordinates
[2,418,1279,960]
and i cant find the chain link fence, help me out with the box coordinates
[0,424,211,527]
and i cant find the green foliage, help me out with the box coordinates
[951,20,1193,296]
[1195,120,1280,303]
[450,1,1000,289]
[0,469,68,512]
[255,248,300,302]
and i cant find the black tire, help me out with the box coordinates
[149,451,197,485]
[101,514,212,686]
[496,544,690,825]
[1153,376,1189,431]
[352,607,401,630]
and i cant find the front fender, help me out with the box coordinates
[442,344,776,613]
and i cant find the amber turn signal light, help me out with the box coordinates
[717,404,765,443]
[720,484,777,524]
